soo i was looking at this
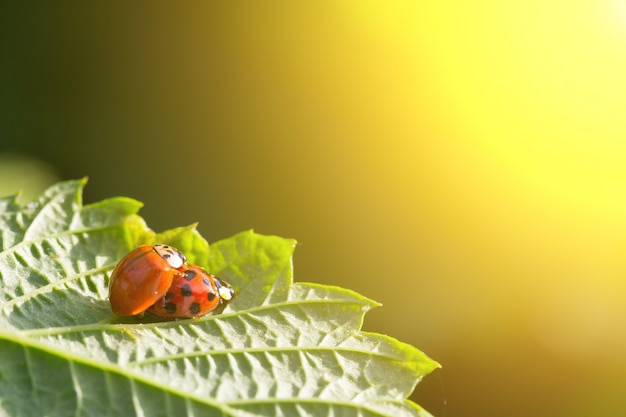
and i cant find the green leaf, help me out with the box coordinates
[0,180,440,417]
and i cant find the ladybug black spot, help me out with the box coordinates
[164,302,177,314]
[189,302,201,315]
[207,292,216,301]
[184,270,197,281]
[202,278,211,287]
[164,292,174,301]
[181,284,193,297]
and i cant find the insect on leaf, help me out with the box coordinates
[0,179,440,417]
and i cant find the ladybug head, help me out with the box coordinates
[215,278,235,303]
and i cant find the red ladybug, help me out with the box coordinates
[147,264,235,318]
[109,244,187,316]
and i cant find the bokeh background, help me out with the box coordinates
[2,2,626,416]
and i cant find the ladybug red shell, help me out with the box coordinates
[108,244,187,316]
[147,264,235,318]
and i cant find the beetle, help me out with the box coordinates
[108,244,187,316]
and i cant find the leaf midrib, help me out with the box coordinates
[20,297,371,337]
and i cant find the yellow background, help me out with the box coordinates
[2,2,626,416]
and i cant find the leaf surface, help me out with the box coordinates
[0,180,439,417]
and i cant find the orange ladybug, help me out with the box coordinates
[147,264,235,318]
[108,244,187,316]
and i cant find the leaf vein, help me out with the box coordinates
[226,396,413,417]
[69,361,83,417]
[129,345,403,366]
[1,264,115,313]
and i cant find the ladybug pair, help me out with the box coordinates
[108,244,234,319]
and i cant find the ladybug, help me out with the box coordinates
[147,264,235,318]
[109,244,187,316]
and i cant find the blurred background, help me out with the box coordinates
[2,1,626,415]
